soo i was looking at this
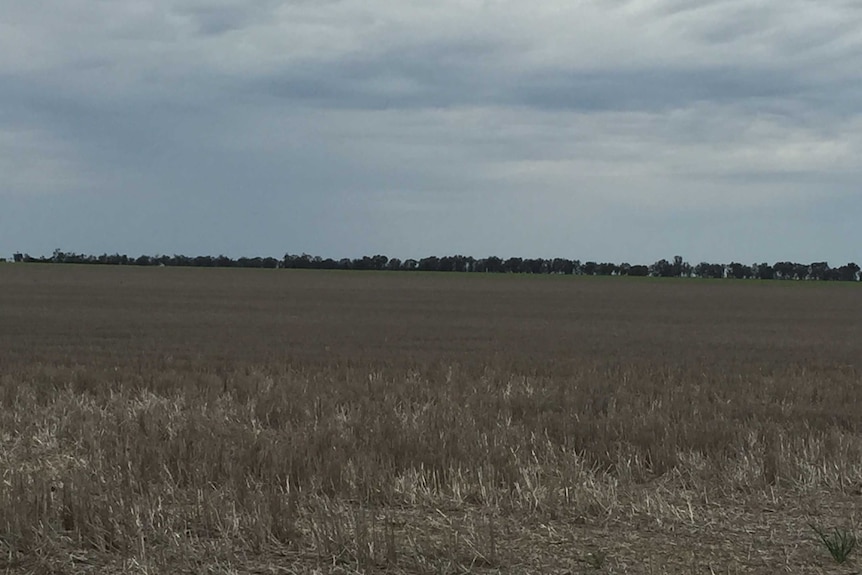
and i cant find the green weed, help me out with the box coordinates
[811,523,857,564]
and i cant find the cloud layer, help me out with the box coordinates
[2,0,860,263]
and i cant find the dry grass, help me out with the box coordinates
[1,264,861,573]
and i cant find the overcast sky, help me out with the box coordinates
[1,0,860,264]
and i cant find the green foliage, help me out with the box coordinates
[810,523,857,564]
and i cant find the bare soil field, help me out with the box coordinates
[1,264,861,574]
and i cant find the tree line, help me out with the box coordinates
[9,250,862,281]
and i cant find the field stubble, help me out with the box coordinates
[1,265,861,573]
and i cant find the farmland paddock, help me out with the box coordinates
[1,265,860,573]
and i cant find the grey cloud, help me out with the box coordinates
[256,55,813,114]
[1,0,861,263]
[186,6,259,36]
[244,4,858,116]
[256,40,507,109]
[647,0,734,17]
[695,16,772,45]
[511,66,807,112]
[178,2,282,37]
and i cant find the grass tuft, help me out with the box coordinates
[810,523,857,564]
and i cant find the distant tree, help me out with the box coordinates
[808,262,831,281]
[671,255,691,277]
[726,262,752,279]
[825,267,842,281]
[682,263,693,277]
[13,248,855,281]
[550,258,573,275]
[441,255,469,273]
[476,256,502,273]
[837,262,860,282]
[792,263,809,281]
[515,258,533,273]
[284,253,314,269]
[352,256,370,270]
[753,262,774,280]
[707,263,726,279]
[503,257,522,273]
[649,259,673,277]
[372,255,389,270]
[521,258,544,274]
[387,258,402,271]
[418,257,440,271]
[772,261,793,280]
